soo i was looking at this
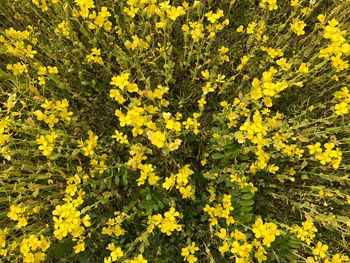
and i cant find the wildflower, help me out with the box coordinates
[20,235,50,263]
[149,207,182,236]
[236,25,244,33]
[74,241,85,254]
[252,218,280,247]
[318,14,326,24]
[166,6,186,21]
[36,132,57,156]
[7,204,27,228]
[298,63,309,73]
[334,102,349,115]
[107,243,123,261]
[291,219,318,245]
[291,20,306,35]
[276,58,292,71]
[86,48,103,65]
[181,242,199,263]
[78,130,98,157]
[205,9,224,23]
[291,0,300,7]
[126,254,147,263]
[218,46,229,62]
[312,242,328,259]
[102,212,126,237]
[6,62,28,75]
[147,130,166,148]
[236,55,249,70]
[112,130,129,144]
[74,0,95,18]
[54,21,70,36]
[260,0,278,10]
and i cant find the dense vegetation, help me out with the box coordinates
[0,0,349,262]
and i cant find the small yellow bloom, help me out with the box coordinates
[291,20,306,35]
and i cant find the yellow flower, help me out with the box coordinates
[126,254,147,263]
[147,130,166,148]
[298,63,309,73]
[334,102,349,115]
[106,243,123,261]
[168,139,182,151]
[197,97,206,108]
[291,20,306,35]
[38,66,47,75]
[260,0,278,10]
[112,130,129,144]
[110,73,130,90]
[268,164,279,174]
[74,241,85,254]
[163,175,176,190]
[6,62,28,75]
[307,142,322,154]
[312,242,328,259]
[166,6,186,21]
[179,185,193,199]
[47,66,58,74]
[205,9,224,23]
[86,48,103,65]
[291,0,299,7]
[318,14,326,24]
[276,58,292,71]
[236,25,244,33]
[74,0,95,18]
[181,242,199,262]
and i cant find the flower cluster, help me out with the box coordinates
[333,87,350,115]
[36,65,59,86]
[34,99,73,128]
[307,142,342,169]
[291,219,318,245]
[319,18,349,72]
[7,204,28,228]
[20,235,50,263]
[181,242,199,263]
[54,21,70,37]
[1,27,37,59]
[77,130,98,157]
[203,194,234,226]
[260,0,278,11]
[2,0,350,262]
[290,20,306,36]
[86,48,103,65]
[163,165,194,199]
[252,218,280,247]
[52,203,88,239]
[6,62,28,75]
[0,229,7,256]
[104,243,124,263]
[147,207,182,236]
[102,212,126,237]
[36,132,57,157]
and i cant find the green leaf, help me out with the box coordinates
[224,148,241,159]
[240,206,253,212]
[241,193,253,200]
[122,169,129,186]
[241,199,254,207]
[217,174,227,183]
[114,175,120,185]
[212,153,225,159]
[211,127,222,134]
